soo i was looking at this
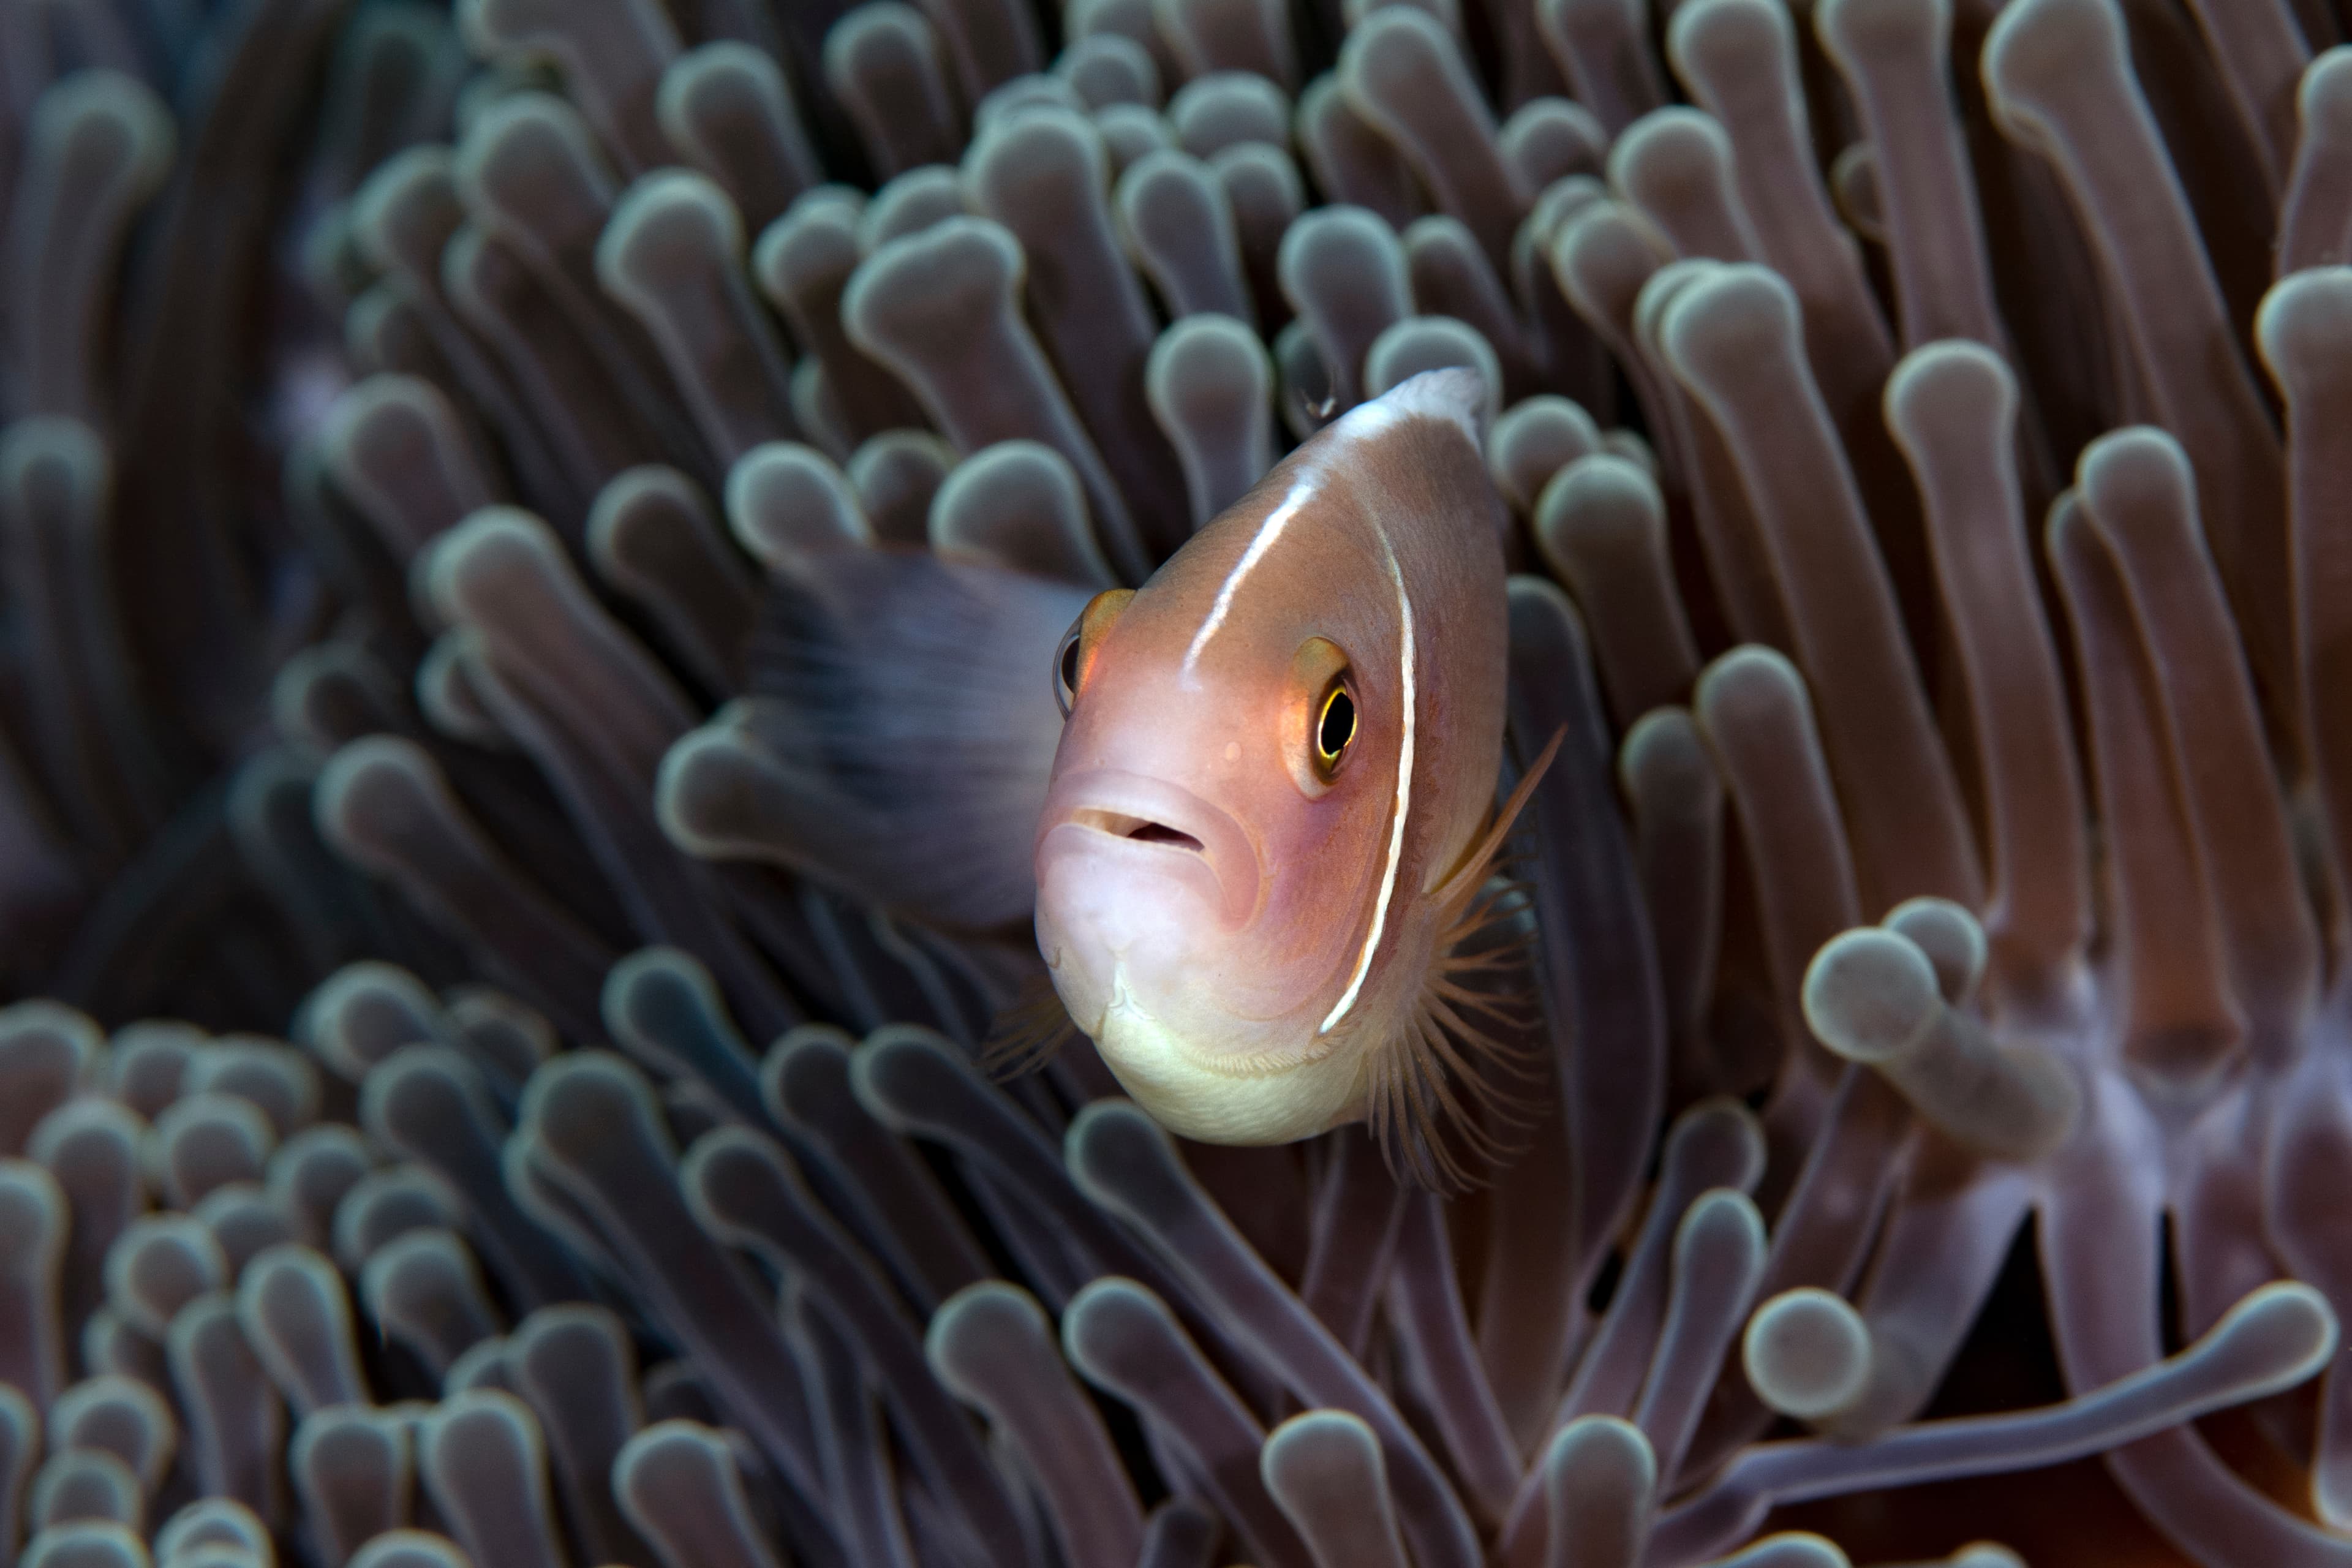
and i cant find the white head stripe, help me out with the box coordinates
[1182,475,1317,677]
[1319,545,1414,1036]
[1182,390,1477,679]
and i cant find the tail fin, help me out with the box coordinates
[729,546,1090,934]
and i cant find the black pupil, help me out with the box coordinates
[1320,689,1355,757]
[1059,636,1080,692]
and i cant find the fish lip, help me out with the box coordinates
[1035,769,1261,928]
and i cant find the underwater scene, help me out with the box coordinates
[6,0,2352,1563]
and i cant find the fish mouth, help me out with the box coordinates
[1035,770,1259,928]
[1068,810,1207,854]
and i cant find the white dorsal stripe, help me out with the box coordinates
[1319,545,1414,1036]
[1182,473,1317,678]
[1183,394,1470,678]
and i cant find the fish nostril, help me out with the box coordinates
[1125,821,1205,852]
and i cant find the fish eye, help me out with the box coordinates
[1053,622,1082,718]
[1286,637,1356,794]
[1315,681,1357,776]
[1052,587,1135,720]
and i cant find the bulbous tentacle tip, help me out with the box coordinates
[154,1496,271,1563]
[1804,922,2078,1161]
[1260,1409,1411,1568]
[1743,1287,1873,1423]
[2259,266,2352,386]
[347,1531,474,1568]
[1803,928,1940,1065]
[1883,339,2016,452]
[1944,1548,2027,1568]
[2209,1280,2339,1391]
[20,1520,154,1568]
[1698,1533,1850,1568]
[1537,1415,1655,1568]
[1879,897,1986,1007]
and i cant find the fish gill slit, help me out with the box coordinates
[1319,546,1415,1037]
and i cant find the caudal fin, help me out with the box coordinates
[663,546,1088,935]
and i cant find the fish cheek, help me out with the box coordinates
[1236,764,1389,1022]
[1225,625,1396,1012]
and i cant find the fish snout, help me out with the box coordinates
[1033,771,1260,930]
[1032,770,1260,1039]
[1032,770,1365,1140]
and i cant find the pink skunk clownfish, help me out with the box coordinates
[1025,369,1559,1183]
[684,369,1555,1187]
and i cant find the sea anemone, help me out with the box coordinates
[4,0,2352,1563]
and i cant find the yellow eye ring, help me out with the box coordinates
[1052,622,1082,718]
[1285,636,1354,796]
[1052,587,1136,719]
[1314,680,1357,777]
